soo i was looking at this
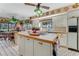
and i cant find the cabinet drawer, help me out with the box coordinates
[34,40,51,47]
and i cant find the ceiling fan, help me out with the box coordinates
[24,3,50,9]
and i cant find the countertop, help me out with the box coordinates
[16,31,58,44]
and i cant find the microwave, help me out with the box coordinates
[69,26,77,32]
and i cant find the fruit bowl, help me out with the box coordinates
[28,30,40,36]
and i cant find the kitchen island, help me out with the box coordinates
[15,31,60,56]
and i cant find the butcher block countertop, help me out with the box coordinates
[16,31,59,44]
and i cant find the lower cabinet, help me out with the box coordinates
[18,35,25,56]
[34,40,52,56]
[15,33,20,45]
[18,36,53,56]
[24,38,34,56]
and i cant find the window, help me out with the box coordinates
[41,19,53,32]
[0,23,16,32]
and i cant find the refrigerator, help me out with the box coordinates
[68,17,79,51]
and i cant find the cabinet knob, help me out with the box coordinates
[38,42,43,45]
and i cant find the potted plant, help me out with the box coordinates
[9,16,18,23]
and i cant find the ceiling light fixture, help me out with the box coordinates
[34,3,43,16]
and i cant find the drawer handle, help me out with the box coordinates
[38,42,43,45]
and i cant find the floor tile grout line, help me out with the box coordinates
[0,43,3,56]
[6,40,18,53]
[0,40,8,56]
[2,40,15,56]
[1,40,12,56]
[3,40,17,56]
[4,40,18,55]
[0,40,15,56]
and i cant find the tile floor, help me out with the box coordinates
[0,39,79,56]
[58,47,79,56]
[0,39,18,56]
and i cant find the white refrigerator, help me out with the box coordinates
[68,17,78,50]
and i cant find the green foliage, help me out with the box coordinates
[9,17,19,23]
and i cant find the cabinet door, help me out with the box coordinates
[18,36,25,56]
[14,33,20,45]
[34,40,52,56]
[52,14,67,27]
[68,10,79,18]
[68,33,77,49]
[24,38,34,56]
[68,18,77,26]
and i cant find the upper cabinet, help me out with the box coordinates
[67,10,79,26]
[68,18,77,26]
[52,14,67,27]
[68,9,79,18]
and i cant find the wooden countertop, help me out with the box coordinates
[16,31,59,44]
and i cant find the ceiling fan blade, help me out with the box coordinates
[24,3,49,9]
[40,5,49,9]
[24,3,36,6]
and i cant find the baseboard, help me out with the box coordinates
[68,48,79,52]
[60,45,68,48]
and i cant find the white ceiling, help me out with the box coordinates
[0,3,73,20]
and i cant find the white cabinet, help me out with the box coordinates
[52,14,67,27]
[18,36,34,56]
[18,35,25,56]
[15,33,20,45]
[60,34,67,46]
[18,36,53,56]
[68,33,77,49]
[34,40,52,56]
[68,18,77,26]
[24,38,34,56]
[17,34,55,56]
[68,10,79,18]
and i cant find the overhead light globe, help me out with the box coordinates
[34,8,43,16]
